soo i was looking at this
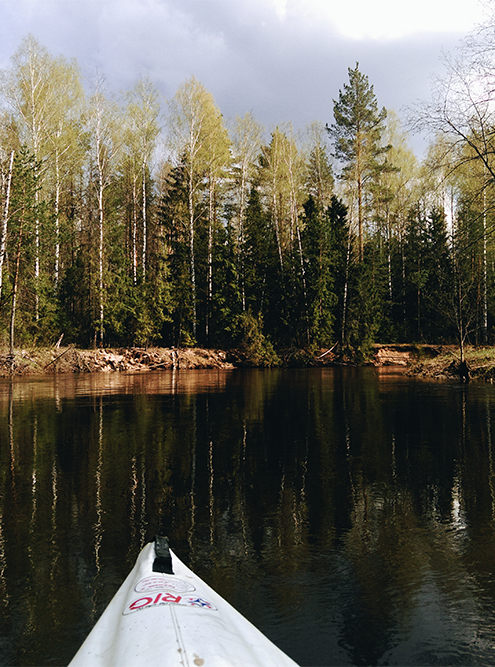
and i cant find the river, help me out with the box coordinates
[1,367,495,666]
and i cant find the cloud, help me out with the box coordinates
[0,0,484,154]
[305,0,485,40]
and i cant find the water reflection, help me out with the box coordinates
[1,369,495,665]
[0,369,236,404]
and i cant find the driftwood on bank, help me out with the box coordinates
[43,344,73,369]
[0,346,235,376]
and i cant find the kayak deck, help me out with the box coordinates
[69,538,299,666]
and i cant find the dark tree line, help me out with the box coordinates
[1,37,495,361]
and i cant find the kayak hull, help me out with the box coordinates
[69,542,299,666]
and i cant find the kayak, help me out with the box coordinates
[69,536,299,666]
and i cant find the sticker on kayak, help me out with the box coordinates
[123,593,217,615]
[135,575,195,594]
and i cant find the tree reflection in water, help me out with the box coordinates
[1,369,495,665]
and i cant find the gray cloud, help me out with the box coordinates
[0,0,471,153]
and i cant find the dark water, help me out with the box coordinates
[1,368,495,666]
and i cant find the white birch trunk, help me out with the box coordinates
[272,189,284,274]
[239,162,247,311]
[34,193,40,321]
[10,212,24,360]
[0,150,15,301]
[54,152,60,286]
[483,185,488,343]
[99,174,104,346]
[142,161,147,281]
[206,175,214,341]
[341,226,352,346]
[132,177,138,285]
[189,168,197,338]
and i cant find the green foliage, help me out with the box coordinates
[328,63,392,261]
[302,195,336,346]
[3,39,495,358]
[401,207,453,343]
[4,147,42,345]
[326,196,352,345]
[158,161,196,346]
[208,221,242,347]
[234,310,280,367]
[344,242,386,359]
[329,63,388,169]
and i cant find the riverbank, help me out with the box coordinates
[0,343,409,375]
[405,345,495,382]
[1,343,494,379]
[0,346,235,376]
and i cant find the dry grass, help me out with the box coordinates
[407,345,495,382]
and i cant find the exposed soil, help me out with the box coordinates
[0,346,235,377]
[315,343,441,368]
[2,342,495,381]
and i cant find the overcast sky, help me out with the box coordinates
[0,0,489,155]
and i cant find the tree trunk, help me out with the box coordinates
[98,174,104,346]
[206,174,214,342]
[0,150,14,302]
[239,162,247,311]
[483,185,488,343]
[295,219,309,344]
[356,139,364,262]
[10,213,24,368]
[34,191,40,321]
[189,169,197,339]
[142,161,147,281]
[54,152,61,286]
[132,177,138,285]
[272,190,284,274]
[341,226,352,346]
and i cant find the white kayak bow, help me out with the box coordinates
[69,537,299,667]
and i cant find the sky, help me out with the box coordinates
[0,0,490,155]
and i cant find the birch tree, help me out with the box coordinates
[0,149,14,304]
[0,36,58,318]
[167,77,224,340]
[203,106,230,341]
[231,112,264,310]
[376,111,418,314]
[261,128,291,274]
[123,78,160,284]
[45,58,85,287]
[87,76,121,345]
[305,121,334,211]
[0,34,85,324]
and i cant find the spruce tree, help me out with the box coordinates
[302,195,335,347]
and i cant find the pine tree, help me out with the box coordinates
[328,63,390,261]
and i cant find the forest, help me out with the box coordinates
[1,25,495,362]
